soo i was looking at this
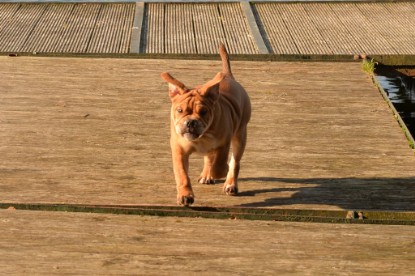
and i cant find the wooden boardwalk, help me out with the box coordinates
[143,2,258,54]
[1,209,414,274]
[1,57,414,211]
[1,55,415,274]
[254,2,415,55]
[0,2,415,58]
[0,3,135,53]
[1,2,415,272]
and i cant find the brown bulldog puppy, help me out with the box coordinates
[161,44,251,206]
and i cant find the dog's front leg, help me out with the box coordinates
[171,144,194,206]
[224,127,247,196]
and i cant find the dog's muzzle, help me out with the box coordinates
[181,119,202,141]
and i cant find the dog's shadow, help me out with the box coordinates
[236,177,415,211]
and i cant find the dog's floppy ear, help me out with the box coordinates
[199,72,225,102]
[161,72,188,100]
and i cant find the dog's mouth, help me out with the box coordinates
[180,124,205,141]
[176,119,204,141]
[183,132,200,141]
[182,125,203,140]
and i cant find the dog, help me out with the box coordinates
[161,44,251,206]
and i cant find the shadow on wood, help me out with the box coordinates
[238,177,415,211]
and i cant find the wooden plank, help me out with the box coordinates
[0,4,20,33]
[3,203,415,225]
[278,3,332,55]
[2,2,414,56]
[59,4,101,53]
[87,4,110,53]
[44,4,97,53]
[130,1,145,54]
[330,3,396,55]
[119,3,135,53]
[253,3,299,54]
[0,4,46,52]
[165,4,175,54]
[302,3,358,55]
[144,3,164,54]
[1,57,414,210]
[180,4,196,54]
[356,3,412,55]
[14,3,134,54]
[254,2,415,56]
[192,3,227,54]
[155,3,165,54]
[390,2,415,34]
[87,4,135,54]
[219,3,258,54]
[382,2,415,53]
[20,4,74,53]
[240,2,268,54]
[1,210,415,274]
[164,4,196,54]
[164,3,174,53]
[119,4,135,53]
[192,4,213,54]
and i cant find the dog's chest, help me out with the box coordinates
[191,133,221,154]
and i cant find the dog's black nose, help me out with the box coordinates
[185,120,198,128]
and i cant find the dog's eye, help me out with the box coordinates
[199,108,208,116]
[177,107,183,113]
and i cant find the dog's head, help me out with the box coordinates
[161,72,224,141]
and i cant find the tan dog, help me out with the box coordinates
[161,44,251,206]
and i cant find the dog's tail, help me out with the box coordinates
[219,43,234,79]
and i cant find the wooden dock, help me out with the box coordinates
[0,1,415,60]
[0,3,135,54]
[1,57,414,210]
[1,1,415,274]
[1,209,414,274]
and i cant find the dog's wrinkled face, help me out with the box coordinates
[162,72,224,142]
[171,90,216,141]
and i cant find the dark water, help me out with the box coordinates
[375,72,415,138]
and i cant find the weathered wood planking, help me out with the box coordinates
[329,3,396,55]
[192,3,227,54]
[0,4,45,52]
[254,2,415,55]
[218,3,258,54]
[0,3,134,54]
[58,4,100,53]
[0,4,23,36]
[165,4,196,54]
[383,2,415,40]
[87,4,134,54]
[143,3,164,54]
[302,4,358,55]
[21,4,74,53]
[278,3,332,55]
[253,3,299,54]
[1,2,415,56]
[358,3,413,55]
[1,210,414,274]
[1,57,414,210]
[143,3,258,54]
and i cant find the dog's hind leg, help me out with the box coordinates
[223,127,247,196]
[199,144,230,184]
[211,145,230,180]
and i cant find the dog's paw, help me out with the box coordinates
[177,194,194,206]
[198,176,215,185]
[223,184,238,196]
